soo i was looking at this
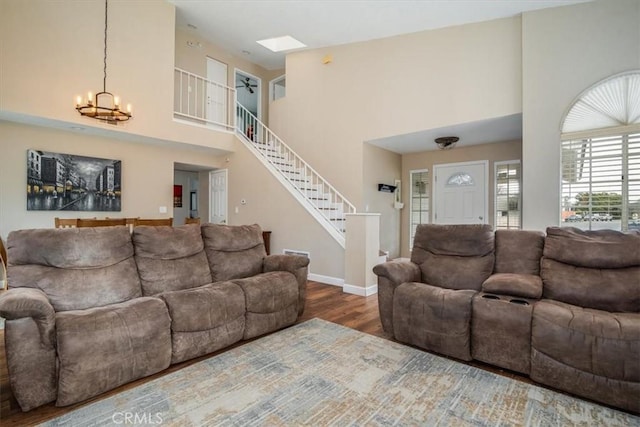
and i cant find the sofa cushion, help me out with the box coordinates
[482,273,543,299]
[233,272,298,339]
[541,258,640,312]
[531,300,640,413]
[544,227,640,269]
[55,297,171,406]
[133,224,212,295]
[417,252,494,291]
[393,282,476,361]
[159,281,245,363]
[411,224,494,258]
[494,229,545,275]
[7,227,141,311]
[202,224,266,281]
[541,227,640,312]
[531,299,640,383]
[410,224,494,291]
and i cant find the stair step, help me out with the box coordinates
[271,161,293,167]
[238,112,352,242]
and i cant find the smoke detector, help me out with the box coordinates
[435,136,459,150]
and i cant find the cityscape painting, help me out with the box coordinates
[27,150,122,211]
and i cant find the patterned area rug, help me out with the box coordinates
[41,318,637,426]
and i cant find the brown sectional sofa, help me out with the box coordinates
[0,223,309,412]
[374,224,640,413]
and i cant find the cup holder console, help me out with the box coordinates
[480,294,531,306]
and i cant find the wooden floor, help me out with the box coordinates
[0,282,388,425]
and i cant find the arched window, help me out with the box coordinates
[560,71,640,231]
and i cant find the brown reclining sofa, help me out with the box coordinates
[0,223,309,411]
[374,224,639,413]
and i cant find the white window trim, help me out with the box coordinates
[409,168,429,251]
[494,160,521,230]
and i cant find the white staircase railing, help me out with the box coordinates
[174,67,236,131]
[236,103,356,247]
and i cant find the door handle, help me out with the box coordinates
[479,216,483,221]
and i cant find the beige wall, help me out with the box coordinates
[0,0,235,153]
[226,140,345,279]
[400,140,522,257]
[269,16,522,256]
[175,29,283,125]
[363,144,401,258]
[521,0,640,230]
[0,121,224,240]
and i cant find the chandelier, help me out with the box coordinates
[75,0,132,124]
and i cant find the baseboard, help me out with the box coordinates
[308,273,344,287]
[342,283,378,296]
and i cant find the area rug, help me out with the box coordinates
[41,318,637,426]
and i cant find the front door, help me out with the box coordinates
[206,57,228,128]
[433,161,488,224]
[209,169,227,224]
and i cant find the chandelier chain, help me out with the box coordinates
[103,0,108,93]
[75,0,131,124]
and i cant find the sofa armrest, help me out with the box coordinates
[0,287,56,347]
[482,273,543,299]
[373,261,421,285]
[373,261,421,334]
[263,254,310,273]
[264,254,310,316]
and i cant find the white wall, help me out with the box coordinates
[269,16,522,258]
[0,0,235,153]
[226,139,345,280]
[0,121,224,240]
[521,0,640,230]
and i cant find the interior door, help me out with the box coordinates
[433,161,488,224]
[209,169,227,224]
[206,57,228,128]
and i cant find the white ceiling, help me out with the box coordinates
[169,0,590,71]
[368,114,523,154]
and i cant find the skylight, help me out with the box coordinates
[256,35,306,52]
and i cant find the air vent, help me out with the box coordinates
[283,249,310,258]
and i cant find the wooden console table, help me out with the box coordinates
[262,231,271,255]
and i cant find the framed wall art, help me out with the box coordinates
[27,149,122,211]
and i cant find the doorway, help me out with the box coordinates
[174,162,215,226]
[234,69,261,121]
[206,57,228,129]
[210,169,228,224]
[433,161,488,224]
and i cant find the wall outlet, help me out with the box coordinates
[159,206,167,214]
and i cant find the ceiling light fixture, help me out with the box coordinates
[75,0,132,125]
[435,136,459,150]
[256,35,306,52]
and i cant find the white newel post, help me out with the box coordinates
[343,213,380,296]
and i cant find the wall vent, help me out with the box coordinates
[283,249,310,259]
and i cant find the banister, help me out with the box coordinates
[236,103,356,217]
